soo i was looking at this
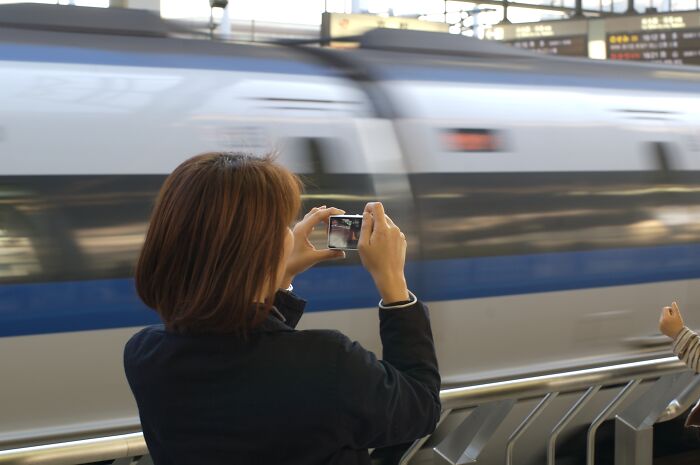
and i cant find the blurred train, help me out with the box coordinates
[2,2,700,462]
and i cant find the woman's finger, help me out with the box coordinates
[309,207,344,225]
[365,202,388,230]
[304,205,325,219]
[359,211,373,248]
[320,208,346,225]
[297,207,344,235]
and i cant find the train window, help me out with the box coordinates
[0,176,162,284]
[279,137,375,206]
[412,169,700,261]
[0,207,41,280]
[442,129,503,152]
[0,147,377,285]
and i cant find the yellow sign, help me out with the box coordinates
[321,12,449,43]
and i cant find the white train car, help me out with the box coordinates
[1,3,700,463]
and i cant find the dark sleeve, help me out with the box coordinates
[273,290,307,329]
[334,300,441,449]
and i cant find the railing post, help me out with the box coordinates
[614,417,652,465]
[614,371,695,465]
[399,409,452,465]
[506,393,558,465]
[547,386,600,465]
[587,380,640,465]
[433,399,515,465]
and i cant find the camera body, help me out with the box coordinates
[328,215,363,250]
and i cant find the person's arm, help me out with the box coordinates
[275,206,346,327]
[673,327,700,373]
[660,302,700,372]
[332,202,441,448]
[333,298,441,449]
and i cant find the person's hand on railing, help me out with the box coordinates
[358,202,410,304]
[281,206,346,289]
[660,301,685,339]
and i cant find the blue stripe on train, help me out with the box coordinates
[2,243,700,338]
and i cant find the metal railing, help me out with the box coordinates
[0,433,149,465]
[0,356,697,465]
[405,356,700,465]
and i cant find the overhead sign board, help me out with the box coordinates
[321,12,449,44]
[605,11,700,65]
[484,20,589,57]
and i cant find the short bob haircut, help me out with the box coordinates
[135,152,302,336]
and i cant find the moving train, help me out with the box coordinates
[2,3,700,463]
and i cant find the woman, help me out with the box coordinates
[124,152,441,465]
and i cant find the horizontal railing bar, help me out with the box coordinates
[0,419,142,450]
[0,356,686,465]
[440,357,685,410]
[0,432,146,465]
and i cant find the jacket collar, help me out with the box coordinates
[253,306,295,333]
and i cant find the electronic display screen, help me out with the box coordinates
[485,20,589,57]
[607,29,700,65]
[506,36,588,57]
[606,13,700,65]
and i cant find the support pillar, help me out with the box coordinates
[502,0,511,23]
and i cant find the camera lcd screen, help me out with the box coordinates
[328,216,362,250]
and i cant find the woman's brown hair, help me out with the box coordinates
[135,152,302,336]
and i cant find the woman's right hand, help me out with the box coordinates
[358,202,410,304]
[660,301,685,339]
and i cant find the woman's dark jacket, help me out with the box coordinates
[123,291,441,465]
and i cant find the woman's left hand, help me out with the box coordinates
[281,206,346,288]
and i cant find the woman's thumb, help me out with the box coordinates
[672,301,681,315]
[317,249,346,262]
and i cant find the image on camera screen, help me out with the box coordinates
[329,217,362,250]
